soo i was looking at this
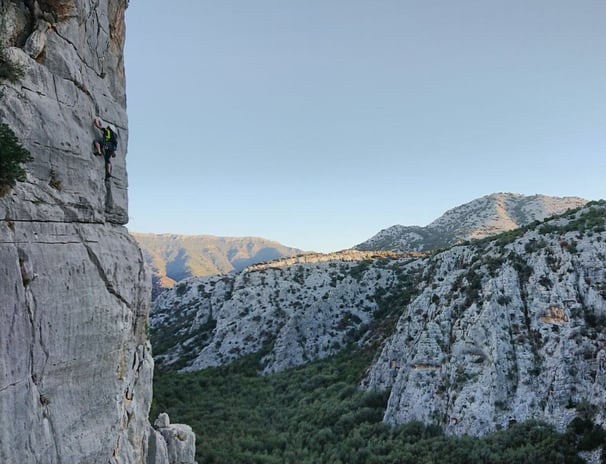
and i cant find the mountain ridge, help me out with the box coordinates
[131,232,305,299]
[356,193,587,252]
[135,193,585,301]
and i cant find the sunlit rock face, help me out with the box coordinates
[0,1,194,462]
[356,193,587,252]
[150,250,414,374]
[363,203,606,436]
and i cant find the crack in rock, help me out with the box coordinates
[81,239,129,306]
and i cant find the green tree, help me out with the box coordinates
[0,123,33,195]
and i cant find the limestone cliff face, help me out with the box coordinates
[0,1,193,463]
[151,250,412,375]
[1,0,129,222]
[363,203,606,436]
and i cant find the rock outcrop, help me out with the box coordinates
[363,202,606,436]
[356,193,587,252]
[153,414,196,464]
[0,1,194,462]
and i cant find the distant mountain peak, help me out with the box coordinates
[131,233,305,299]
[356,193,587,252]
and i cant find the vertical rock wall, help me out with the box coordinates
[0,1,194,462]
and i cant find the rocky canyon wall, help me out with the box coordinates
[0,1,193,462]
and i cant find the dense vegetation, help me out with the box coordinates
[0,123,33,195]
[152,347,603,464]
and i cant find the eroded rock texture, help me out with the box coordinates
[0,1,194,462]
[363,205,606,436]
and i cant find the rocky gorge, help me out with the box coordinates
[0,1,194,463]
[152,202,606,447]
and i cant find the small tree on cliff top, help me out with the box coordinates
[0,123,33,196]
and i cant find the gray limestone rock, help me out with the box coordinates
[147,426,170,464]
[363,205,606,436]
[160,424,197,464]
[23,19,51,59]
[0,221,154,463]
[0,1,194,463]
[153,414,197,464]
[155,412,171,429]
[151,252,407,374]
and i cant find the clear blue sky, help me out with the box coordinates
[124,1,606,253]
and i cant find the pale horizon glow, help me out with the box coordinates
[124,1,606,253]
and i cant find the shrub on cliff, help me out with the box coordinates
[0,123,33,195]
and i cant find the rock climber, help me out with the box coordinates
[93,118,118,179]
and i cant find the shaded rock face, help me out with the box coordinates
[1,221,153,463]
[0,1,194,463]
